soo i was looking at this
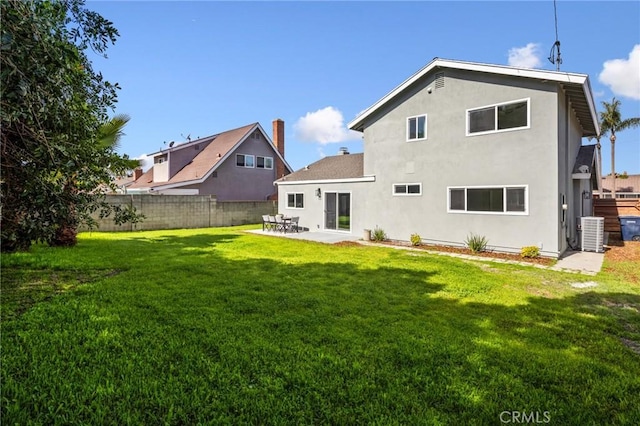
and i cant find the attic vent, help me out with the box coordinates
[435,72,445,89]
[212,171,218,178]
[253,132,260,139]
[194,144,200,150]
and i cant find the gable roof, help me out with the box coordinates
[572,145,597,175]
[277,153,370,184]
[129,122,292,191]
[348,58,599,137]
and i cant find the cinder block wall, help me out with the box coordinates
[82,195,278,232]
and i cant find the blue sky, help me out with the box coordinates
[88,1,640,174]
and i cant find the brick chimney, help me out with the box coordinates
[133,168,143,180]
[273,118,286,179]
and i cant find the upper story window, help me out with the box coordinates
[287,193,304,209]
[393,183,422,196]
[448,186,527,215]
[236,154,255,168]
[407,114,427,141]
[154,155,167,164]
[256,156,273,169]
[467,98,529,136]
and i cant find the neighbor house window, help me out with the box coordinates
[407,114,427,141]
[393,183,422,196]
[467,99,529,135]
[256,156,273,169]
[236,154,255,168]
[287,193,304,209]
[448,186,527,214]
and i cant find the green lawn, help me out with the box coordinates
[2,226,639,424]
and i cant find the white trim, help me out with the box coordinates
[465,98,530,136]
[275,176,376,186]
[447,185,529,215]
[285,192,305,209]
[572,173,591,180]
[392,182,422,196]
[406,114,428,142]
[348,58,596,134]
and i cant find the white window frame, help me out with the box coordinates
[236,154,255,168]
[406,114,428,142]
[256,156,274,170]
[447,185,528,215]
[286,192,304,209]
[392,183,422,196]
[466,98,530,136]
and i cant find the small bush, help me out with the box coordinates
[371,226,387,242]
[410,233,422,246]
[465,233,488,253]
[521,245,540,258]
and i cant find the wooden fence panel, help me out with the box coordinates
[593,199,640,233]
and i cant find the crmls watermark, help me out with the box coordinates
[500,411,551,424]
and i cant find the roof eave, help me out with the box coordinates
[348,58,599,135]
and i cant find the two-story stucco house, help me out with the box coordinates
[276,58,601,258]
[129,120,292,200]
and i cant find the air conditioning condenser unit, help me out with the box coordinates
[581,216,604,253]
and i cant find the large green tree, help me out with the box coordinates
[599,98,640,199]
[1,0,140,251]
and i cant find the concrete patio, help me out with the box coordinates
[247,229,361,244]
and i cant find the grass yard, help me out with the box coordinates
[2,226,640,425]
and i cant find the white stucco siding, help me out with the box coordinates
[360,69,563,256]
[557,90,590,252]
[277,181,370,235]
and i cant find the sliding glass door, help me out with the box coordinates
[324,192,351,231]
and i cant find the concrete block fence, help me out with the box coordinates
[82,195,278,232]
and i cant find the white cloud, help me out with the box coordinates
[294,106,360,145]
[508,43,542,68]
[135,154,153,171]
[599,44,640,100]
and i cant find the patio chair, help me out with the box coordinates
[274,215,286,232]
[268,215,277,231]
[287,217,300,233]
[262,215,272,231]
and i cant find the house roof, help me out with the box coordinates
[572,145,597,174]
[129,122,292,190]
[277,153,365,183]
[348,58,599,137]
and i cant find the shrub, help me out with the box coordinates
[465,233,488,253]
[371,226,387,242]
[410,233,422,246]
[521,246,540,258]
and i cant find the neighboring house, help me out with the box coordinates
[598,174,640,199]
[129,120,292,200]
[108,168,143,194]
[276,58,601,258]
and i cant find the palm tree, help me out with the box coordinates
[49,114,138,246]
[599,98,640,199]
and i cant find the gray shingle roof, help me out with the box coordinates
[572,145,597,174]
[278,153,364,182]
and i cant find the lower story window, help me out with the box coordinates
[448,186,527,214]
[287,193,304,209]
